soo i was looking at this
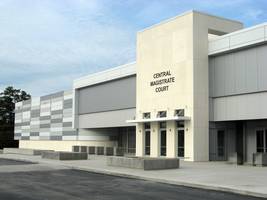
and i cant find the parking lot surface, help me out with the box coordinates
[0,158,264,200]
[0,158,33,166]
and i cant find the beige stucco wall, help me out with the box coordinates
[19,140,117,152]
[135,11,243,161]
[136,12,194,160]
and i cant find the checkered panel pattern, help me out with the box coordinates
[14,90,77,141]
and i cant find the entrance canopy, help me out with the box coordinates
[126,116,190,123]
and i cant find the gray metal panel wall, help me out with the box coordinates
[212,91,267,121]
[79,108,136,128]
[78,75,136,115]
[209,44,267,97]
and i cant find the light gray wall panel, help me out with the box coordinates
[23,99,31,105]
[209,98,214,121]
[258,45,267,91]
[30,132,39,136]
[214,56,225,96]
[209,44,267,97]
[245,48,258,92]
[224,53,235,94]
[234,51,246,94]
[51,118,63,123]
[63,122,72,127]
[63,131,77,136]
[40,116,50,120]
[50,136,62,140]
[211,92,267,121]
[31,110,40,118]
[209,59,215,97]
[51,110,63,115]
[78,75,136,115]
[79,108,136,128]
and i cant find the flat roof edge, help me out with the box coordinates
[209,22,267,55]
[138,10,243,34]
[73,62,137,89]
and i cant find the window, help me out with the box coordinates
[144,123,150,155]
[158,111,167,118]
[160,122,166,129]
[256,130,266,153]
[175,109,184,117]
[176,121,184,128]
[144,123,150,130]
[143,112,151,119]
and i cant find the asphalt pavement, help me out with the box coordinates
[0,158,264,200]
[0,158,33,166]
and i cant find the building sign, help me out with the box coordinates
[150,70,175,92]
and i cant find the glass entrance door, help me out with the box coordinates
[178,130,184,157]
[144,123,151,155]
[160,122,166,156]
[177,121,185,157]
[160,130,166,156]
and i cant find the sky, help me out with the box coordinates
[0,0,267,97]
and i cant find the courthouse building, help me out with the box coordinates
[14,10,267,164]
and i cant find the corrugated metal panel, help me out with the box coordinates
[209,44,267,97]
[79,108,136,128]
[258,45,267,91]
[78,75,136,115]
[212,92,267,121]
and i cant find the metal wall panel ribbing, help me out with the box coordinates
[14,91,77,141]
[78,75,136,115]
[209,44,267,97]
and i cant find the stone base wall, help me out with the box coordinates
[107,156,179,170]
[42,151,88,160]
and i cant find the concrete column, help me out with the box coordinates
[136,123,144,157]
[150,122,160,157]
[167,121,176,158]
[185,119,194,161]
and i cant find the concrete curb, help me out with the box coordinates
[2,156,267,199]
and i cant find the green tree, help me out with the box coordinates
[0,86,31,125]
